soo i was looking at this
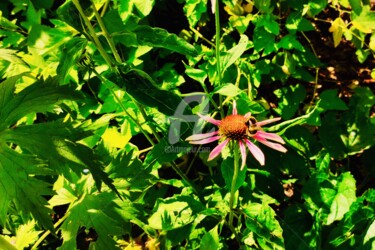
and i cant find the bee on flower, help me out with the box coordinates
[186,101,287,169]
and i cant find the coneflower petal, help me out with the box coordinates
[244,112,252,119]
[197,113,221,126]
[256,117,281,127]
[232,100,237,115]
[239,140,247,170]
[254,131,285,144]
[245,139,265,166]
[208,139,230,161]
[189,135,221,145]
[186,131,219,141]
[254,136,287,153]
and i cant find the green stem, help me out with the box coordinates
[91,1,122,64]
[31,212,69,250]
[91,69,156,146]
[72,0,115,71]
[229,143,240,228]
[214,0,225,119]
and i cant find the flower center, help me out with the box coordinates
[218,114,248,140]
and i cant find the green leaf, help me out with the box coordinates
[243,202,285,249]
[183,0,207,27]
[117,25,198,57]
[0,144,54,231]
[148,195,204,231]
[0,235,18,250]
[0,75,119,229]
[59,192,126,250]
[352,7,375,33]
[328,189,375,248]
[257,14,279,35]
[56,37,87,84]
[349,0,362,15]
[302,171,356,225]
[213,83,242,97]
[200,225,222,250]
[220,34,249,73]
[132,0,155,17]
[253,26,276,55]
[56,0,89,32]
[1,121,118,195]
[286,12,315,33]
[0,76,82,130]
[120,68,192,116]
[329,17,346,47]
[326,172,356,224]
[274,84,306,120]
[278,34,305,51]
[221,158,247,192]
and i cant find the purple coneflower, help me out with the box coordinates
[186,101,287,169]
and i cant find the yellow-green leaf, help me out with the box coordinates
[329,17,346,47]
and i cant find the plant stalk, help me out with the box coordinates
[72,0,115,71]
[229,143,240,228]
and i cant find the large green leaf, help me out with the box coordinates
[243,202,285,249]
[0,75,118,229]
[148,195,204,231]
[118,25,198,57]
[56,37,87,84]
[120,68,192,116]
[58,192,128,250]
[0,144,54,231]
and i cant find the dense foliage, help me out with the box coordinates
[0,0,374,249]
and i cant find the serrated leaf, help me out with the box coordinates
[200,225,222,250]
[148,195,204,231]
[0,144,54,231]
[59,192,126,250]
[329,17,346,47]
[0,75,119,229]
[0,76,82,130]
[56,37,87,84]
[0,235,18,250]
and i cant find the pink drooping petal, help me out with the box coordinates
[256,117,281,127]
[186,131,219,141]
[232,100,237,115]
[239,140,247,170]
[255,131,285,144]
[197,113,221,126]
[253,136,287,153]
[188,135,221,145]
[244,112,252,119]
[245,139,265,166]
[211,0,216,14]
[208,138,230,161]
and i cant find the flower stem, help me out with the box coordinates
[229,143,240,229]
[214,0,225,119]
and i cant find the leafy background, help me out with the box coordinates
[0,0,374,249]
